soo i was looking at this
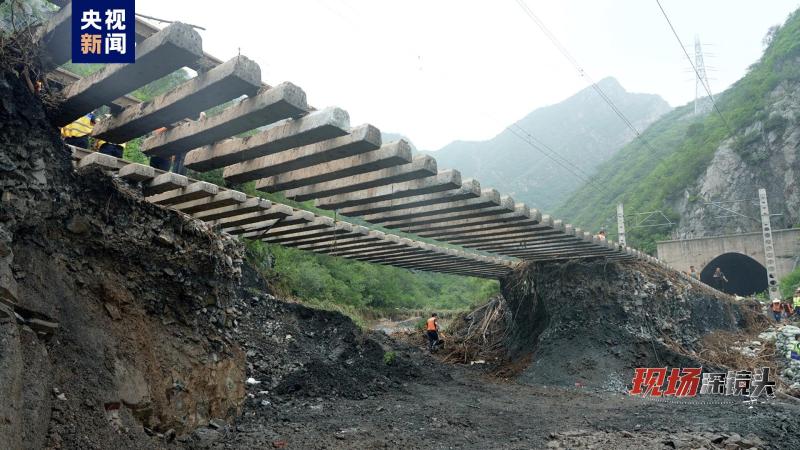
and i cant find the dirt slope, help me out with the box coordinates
[499,260,765,390]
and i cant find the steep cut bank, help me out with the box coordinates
[0,63,249,448]
[0,60,421,448]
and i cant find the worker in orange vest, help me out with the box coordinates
[426,313,440,352]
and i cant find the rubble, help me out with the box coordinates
[444,260,764,387]
[544,430,765,449]
[758,324,800,389]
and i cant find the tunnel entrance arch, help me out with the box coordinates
[700,252,768,296]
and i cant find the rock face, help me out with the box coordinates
[674,77,800,237]
[0,65,246,447]
[500,260,762,389]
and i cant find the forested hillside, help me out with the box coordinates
[427,77,670,212]
[557,9,800,253]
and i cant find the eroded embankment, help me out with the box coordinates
[0,62,427,449]
[0,66,249,448]
[448,259,766,389]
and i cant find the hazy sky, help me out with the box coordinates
[137,0,799,150]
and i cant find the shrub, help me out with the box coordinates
[780,267,800,298]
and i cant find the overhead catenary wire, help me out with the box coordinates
[506,123,612,196]
[513,0,662,157]
[654,0,734,135]
[504,125,602,195]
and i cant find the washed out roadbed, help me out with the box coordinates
[212,348,800,449]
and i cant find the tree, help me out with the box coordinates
[763,25,780,48]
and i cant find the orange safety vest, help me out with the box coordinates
[426,317,437,331]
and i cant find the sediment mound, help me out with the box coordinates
[448,260,765,389]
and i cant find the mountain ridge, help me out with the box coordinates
[420,77,671,212]
[555,9,800,252]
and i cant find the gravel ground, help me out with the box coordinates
[209,348,800,450]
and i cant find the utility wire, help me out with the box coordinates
[507,123,611,196]
[505,124,610,197]
[654,0,734,135]
[513,0,659,154]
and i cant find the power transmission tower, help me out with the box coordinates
[694,35,713,115]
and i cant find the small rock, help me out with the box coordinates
[208,418,227,430]
[709,434,725,444]
[104,303,121,320]
[246,377,261,385]
[66,216,91,235]
[155,232,175,246]
[725,433,742,444]
[191,427,221,448]
[56,393,67,401]
[164,429,176,442]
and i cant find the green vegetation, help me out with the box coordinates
[245,238,499,322]
[556,9,800,253]
[781,266,800,298]
[383,351,397,365]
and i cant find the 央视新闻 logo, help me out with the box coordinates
[71,0,135,64]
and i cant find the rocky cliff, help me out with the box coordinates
[556,11,800,250]
[674,77,800,237]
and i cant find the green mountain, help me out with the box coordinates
[425,77,670,212]
[556,9,800,253]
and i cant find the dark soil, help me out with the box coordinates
[1,65,248,449]
[3,48,799,450]
[230,292,434,401]
[501,260,766,390]
[212,346,800,450]
[203,260,800,450]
